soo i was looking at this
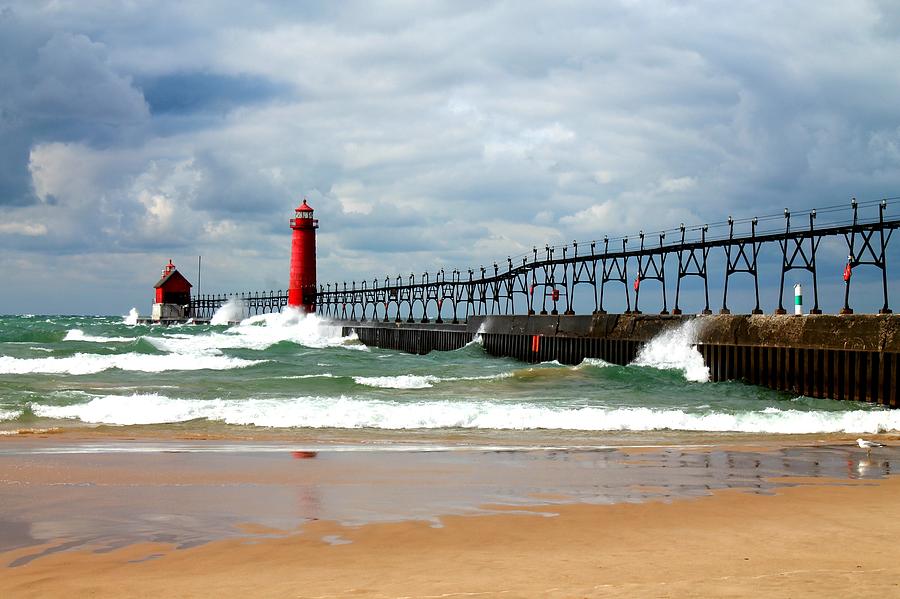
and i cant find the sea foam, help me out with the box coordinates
[28,393,900,434]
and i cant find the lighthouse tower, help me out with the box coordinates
[287,198,319,312]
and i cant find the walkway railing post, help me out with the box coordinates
[776,209,791,314]
[879,200,892,314]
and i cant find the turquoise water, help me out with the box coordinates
[1,312,897,437]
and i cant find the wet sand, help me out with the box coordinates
[2,436,899,597]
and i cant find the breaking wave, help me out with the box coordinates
[146,310,362,353]
[23,393,900,433]
[632,319,710,382]
[576,357,612,369]
[354,375,441,389]
[353,372,514,389]
[0,352,262,375]
[64,329,135,343]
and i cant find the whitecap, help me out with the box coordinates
[29,394,900,434]
[352,372,512,389]
[444,372,514,382]
[576,357,612,368]
[64,329,134,343]
[353,375,441,389]
[0,352,262,375]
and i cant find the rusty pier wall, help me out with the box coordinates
[339,314,900,407]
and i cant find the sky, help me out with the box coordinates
[1,0,899,315]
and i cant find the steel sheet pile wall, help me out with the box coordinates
[479,334,640,366]
[344,325,472,355]
[697,343,897,406]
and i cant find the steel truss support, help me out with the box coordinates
[721,217,762,315]
[504,257,531,316]
[776,209,821,315]
[673,224,711,315]
[568,241,599,315]
[842,199,893,315]
[531,245,564,315]
[633,231,667,315]
[598,237,631,314]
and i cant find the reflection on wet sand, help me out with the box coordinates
[0,442,897,567]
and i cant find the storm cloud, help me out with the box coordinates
[1,1,899,314]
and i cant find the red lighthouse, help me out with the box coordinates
[288,198,319,312]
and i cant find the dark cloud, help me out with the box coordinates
[139,72,291,115]
[0,8,148,206]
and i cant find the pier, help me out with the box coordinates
[187,198,899,407]
[340,313,899,407]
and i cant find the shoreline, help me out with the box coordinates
[3,471,899,597]
[2,436,900,597]
[3,421,898,447]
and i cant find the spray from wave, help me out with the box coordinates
[632,319,710,383]
[123,308,139,326]
[146,309,362,353]
[210,299,246,325]
[24,393,900,434]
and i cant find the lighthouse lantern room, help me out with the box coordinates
[152,259,193,321]
[288,198,319,312]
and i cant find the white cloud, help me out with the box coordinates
[137,191,175,231]
[331,181,373,215]
[0,221,47,236]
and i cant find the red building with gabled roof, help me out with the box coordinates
[152,260,192,320]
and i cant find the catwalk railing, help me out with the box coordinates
[317,198,899,323]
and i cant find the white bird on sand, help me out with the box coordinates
[857,438,886,455]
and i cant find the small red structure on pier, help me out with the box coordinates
[288,199,318,312]
[152,259,192,320]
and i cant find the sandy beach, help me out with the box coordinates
[2,435,899,598]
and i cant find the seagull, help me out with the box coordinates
[857,438,886,456]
